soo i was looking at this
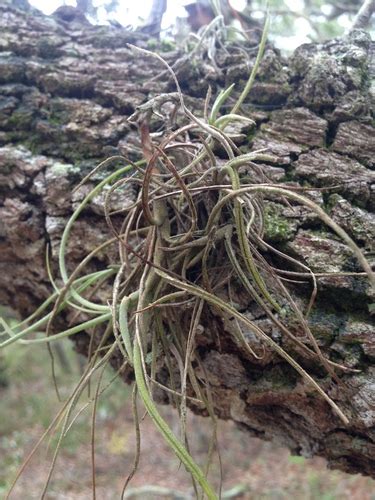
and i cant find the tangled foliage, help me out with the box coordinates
[2,27,374,500]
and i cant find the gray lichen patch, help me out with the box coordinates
[286,229,373,306]
[48,161,79,176]
[0,145,49,189]
[287,229,357,273]
[347,370,375,427]
[289,30,372,115]
[339,321,375,360]
[328,195,375,249]
[31,97,130,161]
[44,161,81,215]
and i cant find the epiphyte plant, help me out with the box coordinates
[1,15,374,500]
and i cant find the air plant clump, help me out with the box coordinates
[1,21,374,500]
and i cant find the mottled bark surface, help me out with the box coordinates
[1,1,375,478]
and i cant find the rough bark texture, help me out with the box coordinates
[1,1,375,479]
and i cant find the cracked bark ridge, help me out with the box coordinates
[1,1,375,478]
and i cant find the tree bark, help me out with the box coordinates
[1,1,375,479]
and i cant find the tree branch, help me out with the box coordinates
[349,0,375,31]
